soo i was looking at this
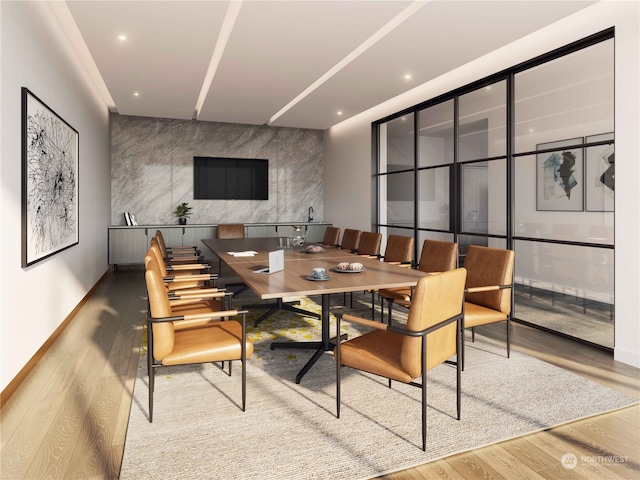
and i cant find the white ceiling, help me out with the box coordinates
[62,0,596,130]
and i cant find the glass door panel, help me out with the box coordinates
[417,166,449,230]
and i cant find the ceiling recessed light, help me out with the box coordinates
[133,92,140,97]
[404,74,412,80]
[118,34,127,41]
[337,111,343,116]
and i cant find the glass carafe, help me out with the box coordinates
[290,225,306,247]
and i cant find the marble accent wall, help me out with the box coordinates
[111,115,324,225]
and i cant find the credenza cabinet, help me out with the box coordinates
[108,222,332,266]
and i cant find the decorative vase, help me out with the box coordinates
[179,218,187,225]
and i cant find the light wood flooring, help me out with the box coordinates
[1,268,638,480]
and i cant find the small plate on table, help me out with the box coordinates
[305,275,332,281]
[303,245,325,254]
[331,267,366,274]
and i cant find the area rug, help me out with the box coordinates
[120,293,636,480]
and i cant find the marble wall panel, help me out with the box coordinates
[111,115,324,225]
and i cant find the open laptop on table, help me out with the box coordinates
[251,249,284,274]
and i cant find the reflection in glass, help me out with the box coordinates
[461,160,506,236]
[514,154,613,245]
[418,100,453,168]
[514,38,613,154]
[514,240,613,348]
[385,170,414,227]
[459,81,506,161]
[379,114,414,174]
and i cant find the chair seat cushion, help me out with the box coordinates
[337,330,414,383]
[162,321,254,365]
[464,301,508,328]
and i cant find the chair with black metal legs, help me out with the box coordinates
[333,267,467,451]
[368,234,414,320]
[145,263,253,422]
[379,239,458,324]
[216,224,249,295]
[320,226,341,247]
[337,228,361,252]
[461,245,514,369]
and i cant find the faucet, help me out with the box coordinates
[308,206,314,223]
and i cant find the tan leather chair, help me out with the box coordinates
[345,232,382,307]
[368,234,414,319]
[355,232,382,257]
[216,224,247,293]
[338,228,361,251]
[380,239,458,323]
[334,268,467,451]
[146,244,217,289]
[463,245,515,364]
[216,224,246,239]
[145,256,225,312]
[155,229,200,257]
[321,226,340,247]
[150,236,203,265]
[381,235,414,264]
[145,264,253,422]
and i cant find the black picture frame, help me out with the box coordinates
[536,137,583,212]
[585,133,614,212]
[22,87,79,267]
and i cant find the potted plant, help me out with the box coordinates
[174,202,192,225]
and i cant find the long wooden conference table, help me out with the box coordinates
[202,237,427,383]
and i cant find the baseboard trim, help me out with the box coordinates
[1,268,112,405]
[614,346,640,368]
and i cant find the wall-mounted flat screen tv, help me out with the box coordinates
[194,157,269,200]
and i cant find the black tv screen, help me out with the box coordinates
[194,157,269,200]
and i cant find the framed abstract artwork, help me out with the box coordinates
[536,137,583,212]
[22,87,79,267]
[585,133,614,212]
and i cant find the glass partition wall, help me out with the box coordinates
[374,30,614,349]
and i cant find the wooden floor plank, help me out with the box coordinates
[472,443,547,479]
[527,428,631,480]
[445,451,509,479]
[411,459,468,480]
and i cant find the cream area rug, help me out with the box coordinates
[120,293,635,480]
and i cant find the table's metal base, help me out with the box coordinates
[242,298,321,327]
[268,294,348,384]
[271,334,347,384]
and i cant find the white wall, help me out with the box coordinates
[1,1,111,390]
[324,1,640,367]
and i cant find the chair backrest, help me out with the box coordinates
[145,260,176,360]
[383,235,414,264]
[463,245,514,315]
[147,244,170,277]
[340,229,361,251]
[155,230,168,251]
[417,239,458,273]
[403,268,467,377]
[357,232,382,256]
[322,227,340,246]
[216,224,245,239]
[150,235,168,258]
